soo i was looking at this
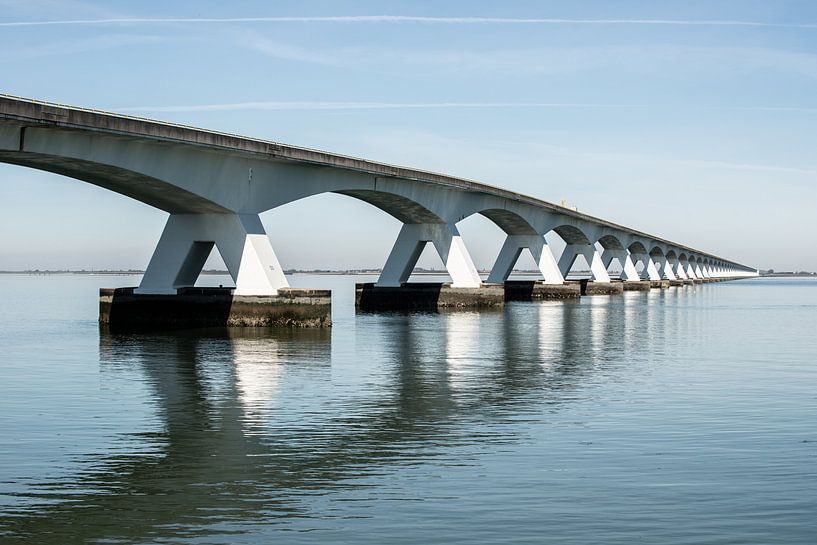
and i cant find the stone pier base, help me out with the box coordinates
[621,280,652,291]
[566,280,624,296]
[669,279,685,287]
[355,283,505,311]
[682,279,694,285]
[650,280,670,289]
[503,281,581,301]
[100,287,331,331]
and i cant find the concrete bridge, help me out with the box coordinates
[0,95,756,324]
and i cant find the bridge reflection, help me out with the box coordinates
[0,293,697,543]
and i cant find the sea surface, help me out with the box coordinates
[0,275,815,544]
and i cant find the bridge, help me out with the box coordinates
[0,95,756,325]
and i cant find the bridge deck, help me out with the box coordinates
[0,93,749,269]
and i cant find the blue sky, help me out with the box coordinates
[1,0,816,271]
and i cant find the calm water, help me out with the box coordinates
[0,275,815,544]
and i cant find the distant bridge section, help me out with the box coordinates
[0,94,757,295]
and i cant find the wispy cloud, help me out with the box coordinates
[0,33,165,62]
[1,15,816,28]
[115,101,643,113]
[235,31,817,81]
[114,100,817,118]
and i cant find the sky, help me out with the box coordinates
[1,0,816,272]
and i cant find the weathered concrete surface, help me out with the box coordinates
[650,280,671,289]
[504,280,581,301]
[100,287,331,330]
[585,281,624,296]
[355,282,504,311]
[566,279,624,296]
[621,280,651,291]
[669,279,685,287]
[683,279,694,285]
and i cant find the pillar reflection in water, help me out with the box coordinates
[4,301,642,543]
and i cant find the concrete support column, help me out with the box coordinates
[673,260,688,280]
[487,235,564,284]
[632,254,661,281]
[376,223,481,288]
[686,262,698,279]
[652,256,676,280]
[558,244,611,283]
[695,264,704,278]
[602,249,640,281]
[136,213,288,295]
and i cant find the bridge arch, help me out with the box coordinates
[597,234,626,250]
[478,208,538,235]
[331,189,444,224]
[0,149,228,214]
[628,241,649,255]
[551,224,592,245]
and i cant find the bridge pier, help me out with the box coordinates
[103,213,330,329]
[601,248,641,282]
[487,235,564,284]
[376,223,481,288]
[136,213,288,295]
[357,223,499,310]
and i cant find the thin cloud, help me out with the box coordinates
[114,101,817,116]
[115,101,644,113]
[1,15,816,28]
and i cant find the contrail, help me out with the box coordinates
[1,16,815,28]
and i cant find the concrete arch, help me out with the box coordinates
[332,189,443,224]
[597,234,626,250]
[478,208,538,235]
[552,224,592,245]
[0,149,229,214]
[628,241,649,255]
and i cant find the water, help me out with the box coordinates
[0,275,815,544]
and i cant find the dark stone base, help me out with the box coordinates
[622,280,652,291]
[682,279,694,285]
[100,287,331,331]
[586,281,624,295]
[692,278,704,284]
[650,280,670,289]
[355,282,505,311]
[566,279,624,296]
[503,281,581,301]
[669,279,685,287]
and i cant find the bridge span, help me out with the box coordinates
[0,95,756,325]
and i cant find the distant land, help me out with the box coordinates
[759,271,817,277]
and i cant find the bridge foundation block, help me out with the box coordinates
[621,280,652,291]
[355,282,504,311]
[650,280,671,289]
[503,280,581,301]
[100,287,331,330]
[566,280,624,296]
